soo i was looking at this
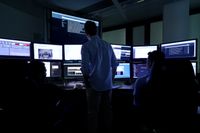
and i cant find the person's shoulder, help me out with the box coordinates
[83,41,89,46]
[100,39,111,47]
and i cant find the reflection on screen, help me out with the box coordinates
[161,40,196,59]
[133,63,149,78]
[34,43,63,60]
[0,38,30,57]
[43,61,62,77]
[111,44,131,60]
[64,44,82,60]
[114,63,130,79]
[133,46,157,59]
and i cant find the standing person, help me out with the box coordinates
[81,20,118,133]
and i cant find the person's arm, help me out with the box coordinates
[81,44,91,87]
[111,46,119,80]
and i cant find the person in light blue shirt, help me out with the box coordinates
[81,21,118,133]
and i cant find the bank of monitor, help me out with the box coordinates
[43,61,62,78]
[64,44,82,61]
[133,45,158,59]
[33,43,63,60]
[0,38,31,59]
[51,11,100,44]
[111,44,131,61]
[161,39,197,60]
[114,62,130,79]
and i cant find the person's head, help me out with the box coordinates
[84,21,97,38]
[28,60,46,82]
[147,50,165,68]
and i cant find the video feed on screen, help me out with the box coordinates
[114,62,130,79]
[34,43,63,60]
[39,49,53,59]
[161,39,196,59]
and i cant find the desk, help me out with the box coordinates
[57,83,134,132]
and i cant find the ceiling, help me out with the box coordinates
[35,0,200,29]
[3,0,200,29]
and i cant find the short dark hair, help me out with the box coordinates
[148,50,165,63]
[84,21,97,36]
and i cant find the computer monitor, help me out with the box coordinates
[63,63,83,79]
[114,62,130,79]
[0,38,31,58]
[64,44,82,61]
[51,11,100,44]
[133,63,149,78]
[133,45,158,59]
[111,44,131,61]
[161,39,197,59]
[33,43,63,60]
[43,61,62,77]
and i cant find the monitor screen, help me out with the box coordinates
[161,39,196,59]
[133,63,149,78]
[64,44,82,60]
[114,62,130,79]
[51,11,100,44]
[33,43,63,60]
[111,44,131,60]
[43,61,62,77]
[63,63,83,79]
[133,45,157,59]
[0,38,30,58]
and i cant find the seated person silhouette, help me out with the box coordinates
[133,51,198,133]
[133,50,165,132]
[28,60,63,132]
[133,50,165,106]
[0,59,37,132]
